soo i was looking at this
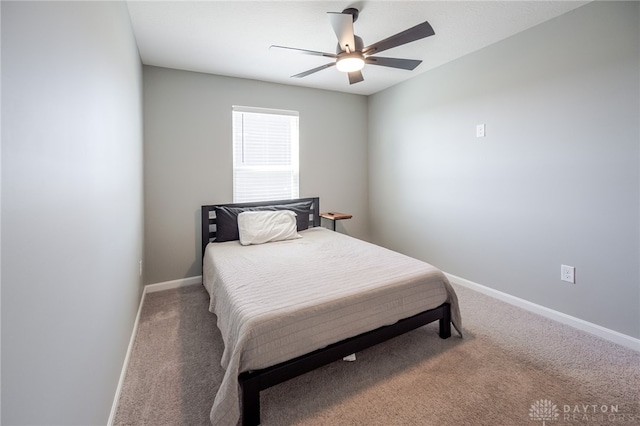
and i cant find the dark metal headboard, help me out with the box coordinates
[201,197,320,257]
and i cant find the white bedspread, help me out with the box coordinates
[203,227,462,425]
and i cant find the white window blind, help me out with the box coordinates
[232,106,299,203]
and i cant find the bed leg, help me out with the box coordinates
[240,373,261,426]
[439,303,451,339]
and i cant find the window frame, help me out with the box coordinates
[232,105,300,203]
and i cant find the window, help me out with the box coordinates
[232,106,299,203]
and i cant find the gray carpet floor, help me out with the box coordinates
[113,283,639,425]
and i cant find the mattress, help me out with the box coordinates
[203,226,462,425]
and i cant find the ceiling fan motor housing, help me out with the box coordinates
[342,8,359,22]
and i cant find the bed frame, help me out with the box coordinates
[201,197,452,426]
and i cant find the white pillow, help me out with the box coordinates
[237,210,301,246]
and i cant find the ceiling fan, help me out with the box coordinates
[270,8,435,85]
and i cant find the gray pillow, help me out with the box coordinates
[215,200,313,242]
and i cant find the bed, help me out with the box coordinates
[201,197,462,426]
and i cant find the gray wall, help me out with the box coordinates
[368,1,639,338]
[143,66,369,285]
[1,2,143,424]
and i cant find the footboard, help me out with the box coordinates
[239,303,451,426]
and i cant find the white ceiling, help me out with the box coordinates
[126,1,588,96]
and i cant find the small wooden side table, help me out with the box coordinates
[320,212,352,231]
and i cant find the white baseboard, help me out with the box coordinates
[445,272,640,352]
[107,288,147,426]
[107,275,203,425]
[144,275,202,293]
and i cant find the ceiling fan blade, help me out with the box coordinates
[292,62,336,78]
[365,56,422,71]
[348,70,364,85]
[270,45,337,59]
[327,12,356,52]
[363,21,435,56]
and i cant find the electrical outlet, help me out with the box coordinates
[476,124,486,138]
[561,265,575,283]
[139,260,143,277]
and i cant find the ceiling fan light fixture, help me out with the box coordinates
[336,53,365,73]
[273,8,434,85]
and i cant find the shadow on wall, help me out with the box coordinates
[192,208,203,278]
